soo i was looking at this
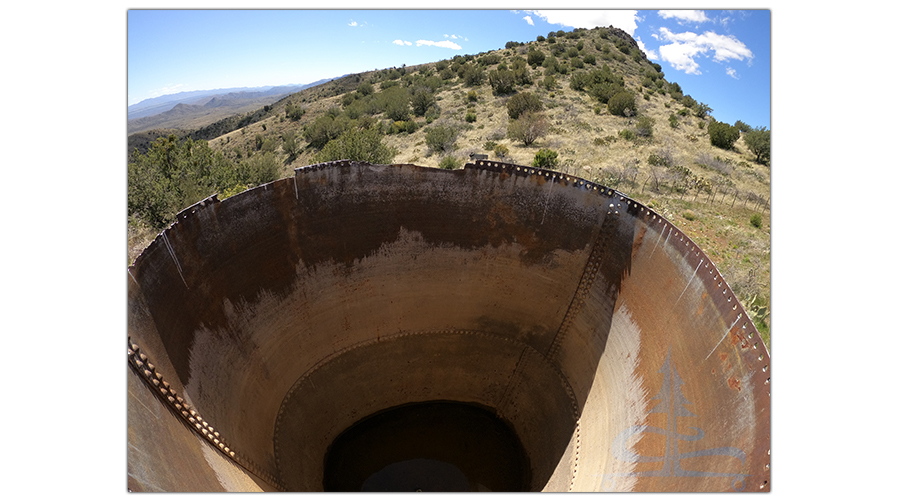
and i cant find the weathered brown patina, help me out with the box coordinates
[127,160,770,492]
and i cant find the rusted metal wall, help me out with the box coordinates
[127,160,770,492]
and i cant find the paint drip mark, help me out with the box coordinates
[705,315,742,361]
[162,232,188,289]
[540,175,555,225]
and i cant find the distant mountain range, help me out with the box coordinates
[127,78,338,133]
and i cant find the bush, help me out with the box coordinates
[532,148,559,169]
[750,213,763,229]
[506,92,543,119]
[508,111,549,146]
[683,210,697,221]
[734,120,752,133]
[463,65,485,86]
[635,116,654,138]
[316,127,397,164]
[668,114,679,128]
[527,49,546,67]
[285,102,305,121]
[425,125,458,155]
[607,91,636,117]
[488,69,515,95]
[541,75,557,91]
[708,120,741,149]
[410,87,436,117]
[282,131,299,157]
[493,143,510,158]
[389,120,418,134]
[439,155,462,170]
[357,82,374,96]
[618,129,636,141]
[465,110,477,123]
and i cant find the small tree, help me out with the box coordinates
[694,102,713,118]
[744,126,771,164]
[532,148,559,169]
[410,86,436,117]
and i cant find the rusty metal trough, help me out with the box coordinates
[127,160,771,492]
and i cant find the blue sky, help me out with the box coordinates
[128,9,770,128]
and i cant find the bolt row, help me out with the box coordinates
[127,337,285,491]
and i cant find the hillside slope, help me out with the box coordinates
[128,26,771,344]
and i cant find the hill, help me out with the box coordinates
[126,81,333,134]
[127,26,771,344]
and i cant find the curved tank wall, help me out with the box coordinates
[126,160,771,492]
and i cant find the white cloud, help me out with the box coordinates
[149,83,184,98]
[416,39,461,50]
[527,10,639,35]
[658,10,710,24]
[726,67,738,79]
[635,37,658,60]
[348,20,358,27]
[657,27,753,75]
[524,15,534,26]
[392,39,412,46]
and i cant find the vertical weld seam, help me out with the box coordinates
[496,347,530,418]
[547,218,608,360]
[569,421,582,491]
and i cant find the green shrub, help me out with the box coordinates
[618,129,635,141]
[541,75,557,91]
[532,148,559,169]
[439,155,462,170]
[527,49,546,67]
[635,116,654,138]
[285,102,306,121]
[669,114,679,128]
[488,69,516,95]
[425,125,458,154]
[493,143,509,158]
[607,91,636,117]
[683,210,697,221]
[465,111,477,123]
[410,87,436,117]
[708,120,740,149]
[750,213,763,229]
[506,92,544,119]
[316,127,397,164]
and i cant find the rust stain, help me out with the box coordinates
[727,376,741,391]
[631,225,647,260]
[730,331,741,346]
[719,352,728,362]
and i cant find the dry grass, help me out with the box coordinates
[185,30,772,346]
